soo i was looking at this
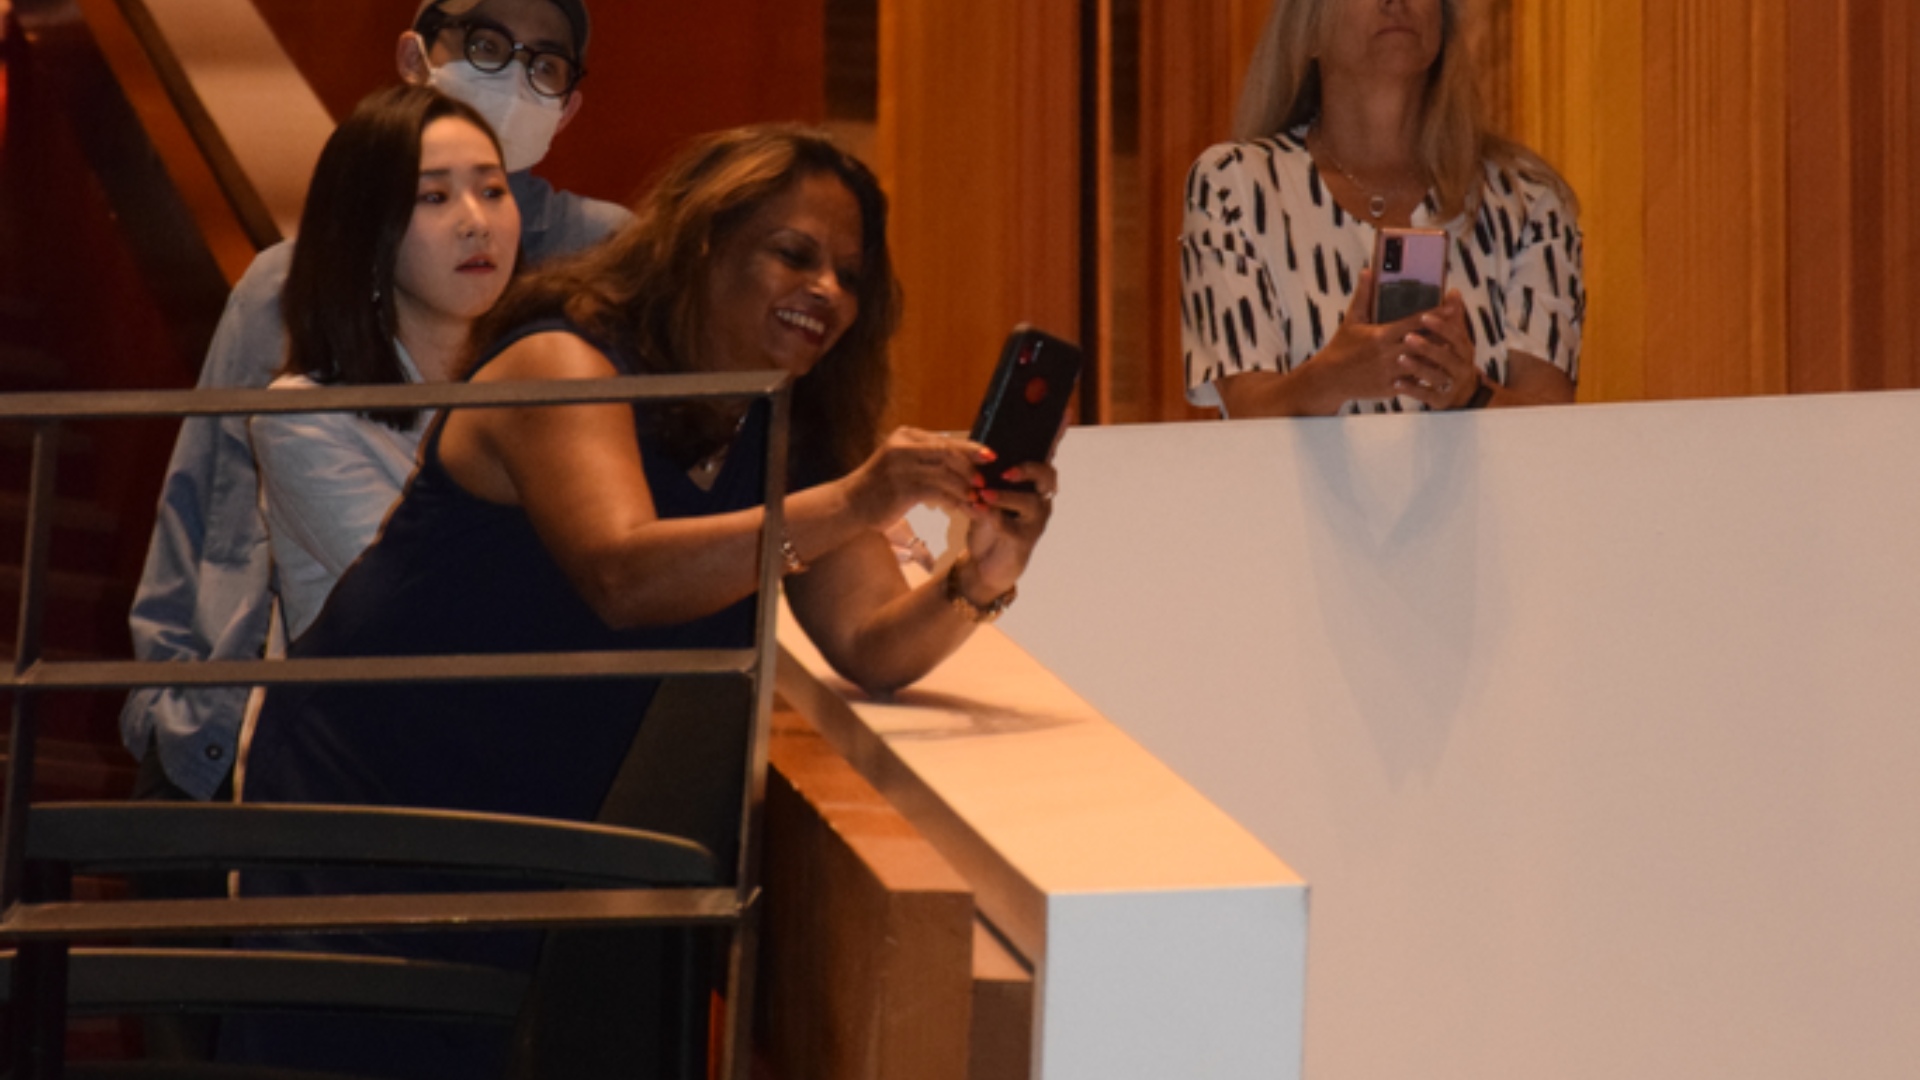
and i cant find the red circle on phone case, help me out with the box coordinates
[1024,376,1049,405]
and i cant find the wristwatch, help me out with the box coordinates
[945,561,1017,624]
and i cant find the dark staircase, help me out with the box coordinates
[2,6,211,805]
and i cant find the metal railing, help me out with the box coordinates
[0,371,792,1080]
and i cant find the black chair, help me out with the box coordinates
[2,802,722,1079]
[0,375,792,1080]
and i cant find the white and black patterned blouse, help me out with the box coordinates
[1180,126,1585,414]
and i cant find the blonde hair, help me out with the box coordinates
[1232,0,1578,220]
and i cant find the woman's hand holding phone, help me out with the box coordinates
[1390,290,1479,410]
[1369,226,1479,409]
[1296,272,1476,411]
[841,427,995,530]
[962,459,1057,599]
[1219,231,1483,416]
[1283,270,1431,409]
[835,426,1056,583]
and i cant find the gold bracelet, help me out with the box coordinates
[944,559,1016,623]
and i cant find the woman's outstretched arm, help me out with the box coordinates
[437,329,1054,681]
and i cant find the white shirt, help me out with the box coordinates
[249,345,430,640]
[1180,127,1585,414]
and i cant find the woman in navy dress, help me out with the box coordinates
[230,125,1060,1078]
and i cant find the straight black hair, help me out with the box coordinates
[282,84,503,430]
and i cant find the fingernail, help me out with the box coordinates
[977,448,998,462]
[1001,467,1024,483]
[979,489,1001,505]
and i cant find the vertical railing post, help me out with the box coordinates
[2,422,60,907]
[3,422,63,1079]
[721,378,791,1080]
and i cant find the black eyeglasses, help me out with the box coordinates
[440,17,584,99]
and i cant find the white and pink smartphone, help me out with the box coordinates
[1371,227,1449,324]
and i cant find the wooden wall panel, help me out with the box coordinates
[1857,0,1918,392]
[760,709,975,1080]
[968,921,1034,1080]
[1892,2,1920,391]
[1786,0,1854,395]
[1642,0,1790,400]
[1089,0,1112,424]
[1509,0,1646,404]
[876,1,1079,432]
[1787,0,1920,394]
[252,0,827,213]
[244,0,391,131]
[1134,0,1265,423]
[1514,0,1918,402]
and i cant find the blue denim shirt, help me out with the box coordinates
[251,358,427,642]
[120,173,630,798]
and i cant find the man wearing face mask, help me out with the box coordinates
[401,0,628,254]
[119,0,631,814]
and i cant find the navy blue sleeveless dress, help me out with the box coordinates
[225,319,778,1077]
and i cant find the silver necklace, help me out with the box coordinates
[1311,127,1423,220]
[693,409,751,476]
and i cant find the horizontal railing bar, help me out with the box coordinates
[2,947,531,1017]
[0,886,751,940]
[7,650,759,692]
[0,372,788,422]
[25,802,717,886]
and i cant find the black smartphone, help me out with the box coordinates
[1372,227,1450,324]
[968,325,1083,492]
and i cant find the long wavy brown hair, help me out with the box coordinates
[1232,0,1578,220]
[471,124,899,477]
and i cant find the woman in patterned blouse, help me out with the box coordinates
[1181,0,1584,417]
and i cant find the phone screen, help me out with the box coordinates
[1373,228,1449,324]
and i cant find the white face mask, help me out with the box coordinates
[415,34,565,173]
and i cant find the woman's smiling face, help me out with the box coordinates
[697,171,865,380]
